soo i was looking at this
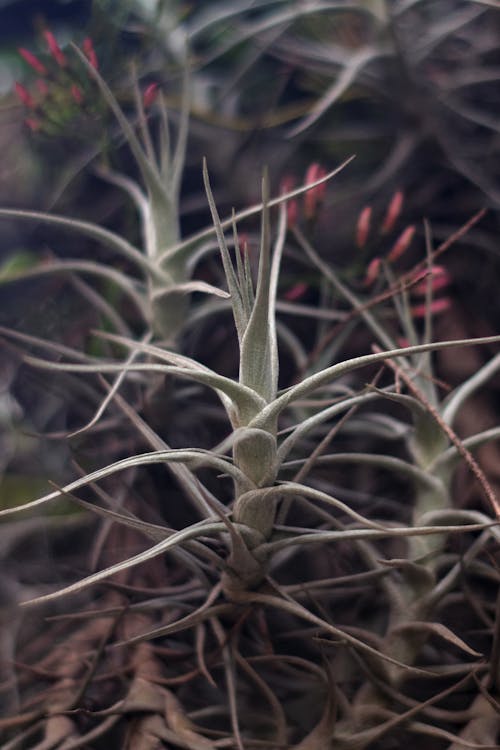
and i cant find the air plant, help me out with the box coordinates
[2,141,500,746]
[2,10,500,749]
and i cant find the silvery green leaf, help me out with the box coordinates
[232,211,253,321]
[171,62,191,205]
[95,166,148,217]
[109,390,227,517]
[72,44,170,211]
[251,336,500,432]
[232,427,278,490]
[281,454,447,499]
[0,209,152,275]
[0,258,148,320]
[55,491,171,542]
[24,355,266,428]
[288,46,389,137]
[442,350,500,427]
[247,591,435,677]
[391,621,481,657]
[117,603,234,646]
[20,520,227,606]
[261,520,493,555]
[373,389,449,467]
[276,390,383,468]
[236,482,382,531]
[0,448,251,519]
[431,426,500,473]
[239,171,277,403]
[151,280,230,300]
[203,159,248,341]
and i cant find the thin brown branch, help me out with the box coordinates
[376,346,500,518]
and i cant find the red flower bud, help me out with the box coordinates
[18,48,47,76]
[14,82,35,108]
[36,79,49,97]
[237,232,249,255]
[364,257,382,286]
[82,37,98,69]
[284,282,308,301]
[24,117,41,132]
[43,30,66,67]
[356,206,372,249]
[411,297,452,319]
[280,175,298,228]
[412,265,451,296]
[304,163,327,221]
[387,224,416,263]
[71,84,84,104]
[143,82,159,110]
[381,190,404,234]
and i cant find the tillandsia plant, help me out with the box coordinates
[3,10,500,750]
[2,33,344,349]
[3,132,500,748]
[4,32,200,342]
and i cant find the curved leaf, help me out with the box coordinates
[20,520,227,606]
[0,208,152,275]
[0,448,251,519]
[251,336,500,432]
[24,355,265,427]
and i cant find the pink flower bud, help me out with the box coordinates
[14,82,35,108]
[304,163,327,221]
[381,190,404,234]
[356,206,372,249]
[82,38,98,69]
[237,232,249,255]
[18,48,47,76]
[364,257,382,286]
[284,282,308,301]
[280,175,298,228]
[24,117,41,132]
[43,30,66,67]
[411,297,452,319]
[387,224,416,263]
[36,79,49,96]
[143,82,159,110]
[70,84,84,104]
[412,265,451,296]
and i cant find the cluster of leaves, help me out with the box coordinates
[2,1,500,749]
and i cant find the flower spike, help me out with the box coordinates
[356,206,372,248]
[143,82,159,110]
[280,174,298,227]
[43,30,66,67]
[82,37,98,69]
[71,84,84,104]
[364,256,381,286]
[387,225,416,262]
[14,82,35,108]
[18,47,47,75]
[304,163,327,221]
[381,189,404,234]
